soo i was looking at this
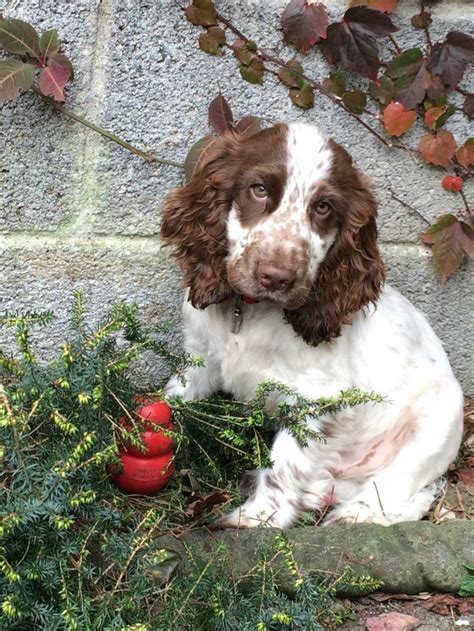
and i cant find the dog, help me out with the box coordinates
[161,122,463,528]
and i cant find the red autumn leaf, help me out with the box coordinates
[424,106,446,130]
[442,175,463,192]
[38,60,69,102]
[208,94,233,135]
[48,53,74,81]
[383,101,416,136]
[183,135,215,182]
[419,130,456,168]
[421,214,474,284]
[321,7,397,80]
[349,0,398,11]
[185,0,217,26]
[456,138,474,168]
[386,48,432,110]
[234,116,262,135]
[281,0,328,53]
[427,31,474,89]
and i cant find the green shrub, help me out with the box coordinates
[0,292,381,629]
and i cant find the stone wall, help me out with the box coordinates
[0,0,473,392]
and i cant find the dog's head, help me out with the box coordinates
[161,122,384,345]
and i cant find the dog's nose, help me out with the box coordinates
[257,263,295,291]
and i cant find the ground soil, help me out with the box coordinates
[337,596,474,630]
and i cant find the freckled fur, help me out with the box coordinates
[161,122,463,529]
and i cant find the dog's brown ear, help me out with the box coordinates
[286,171,385,345]
[161,134,242,309]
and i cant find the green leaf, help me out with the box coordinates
[322,71,346,97]
[459,564,474,597]
[240,58,264,84]
[39,29,60,59]
[0,59,35,101]
[0,18,40,57]
[368,75,394,105]
[343,89,367,114]
[149,549,181,586]
[199,27,226,56]
[232,39,257,66]
[386,47,423,78]
[278,59,304,88]
[411,11,432,29]
[289,82,314,109]
[433,104,455,129]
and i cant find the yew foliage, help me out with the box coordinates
[185,0,473,284]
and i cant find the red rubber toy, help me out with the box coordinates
[110,399,175,494]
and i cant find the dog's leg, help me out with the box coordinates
[324,381,463,525]
[219,428,332,529]
[164,359,220,401]
[165,299,221,400]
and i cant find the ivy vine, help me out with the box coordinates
[185,0,474,284]
[0,2,472,284]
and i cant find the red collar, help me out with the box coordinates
[241,295,259,304]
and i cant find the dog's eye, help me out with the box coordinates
[315,200,332,215]
[250,183,268,199]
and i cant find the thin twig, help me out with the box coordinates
[32,86,183,168]
[372,481,386,519]
[388,35,401,55]
[389,190,431,225]
[419,0,432,51]
[459,189,473,222]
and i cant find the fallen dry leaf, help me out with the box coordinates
[423,594,474,616]
[365,612,420,631]
[369,592,430,603]
[457,467,474,487]
[187,490,231,519]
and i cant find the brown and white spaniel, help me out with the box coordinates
[161,123,463,528]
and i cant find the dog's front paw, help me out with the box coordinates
[217,506,274,529]
[164,375,192,400]
[217,500,296,529]
[323,502,390,526]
